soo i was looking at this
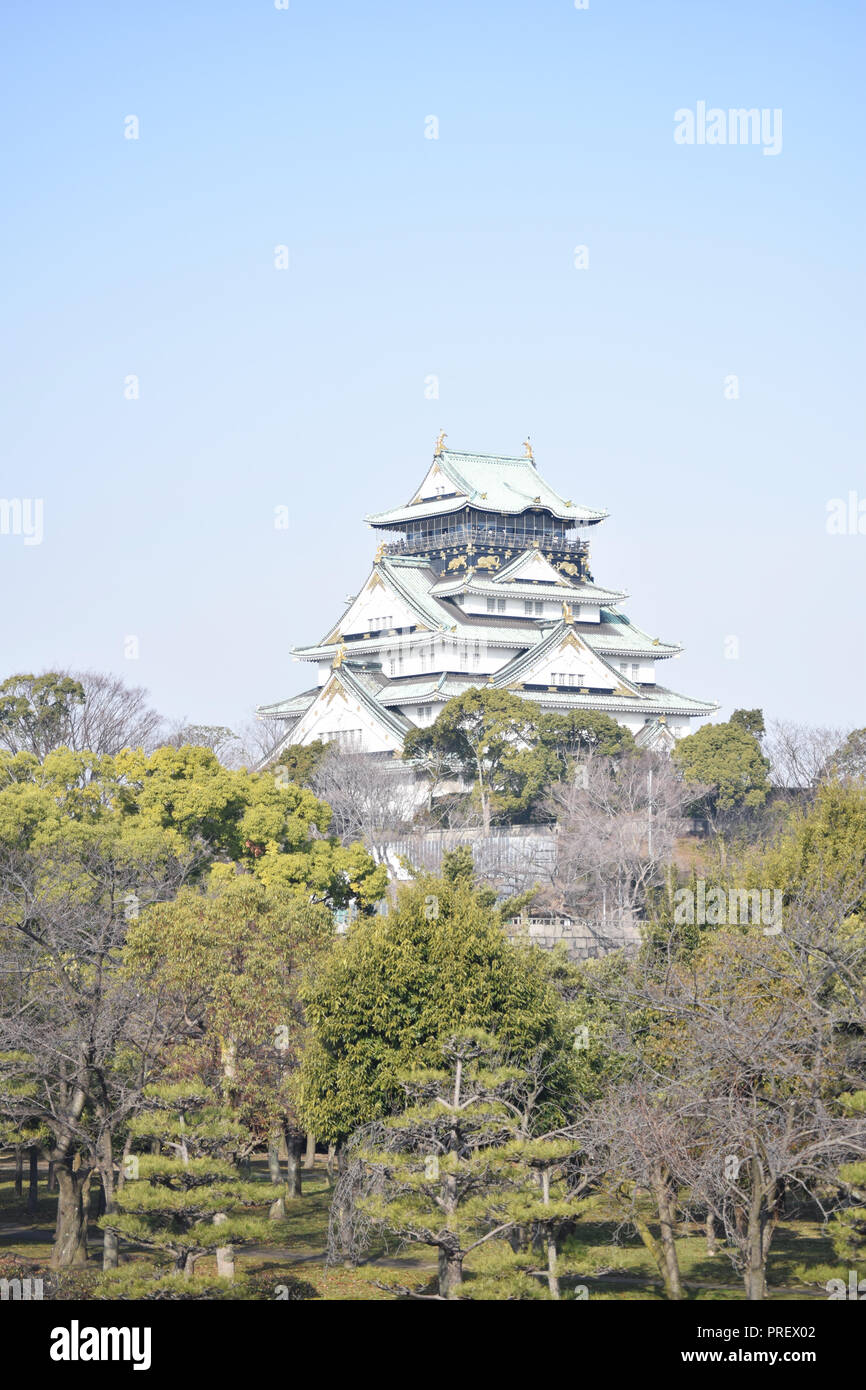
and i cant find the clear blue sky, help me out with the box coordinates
[2,1,863,733]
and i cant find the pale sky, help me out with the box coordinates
[2,1,863,734]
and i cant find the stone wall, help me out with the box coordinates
[375,827,641,961]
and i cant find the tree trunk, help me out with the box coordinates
[546,1234,561,1299]
[14,1147,23,1198]
[706,1210,718,1255]
[52,1164,91,1268]
[744,1161,767,1300]
[214,1212,234,1280]
[438,1247,463,1299]
[267,1132,282,1185]
[47,1160,57,1192]
[284,1130,303,1198]
[651,1168,683,1300]
[540,1170,560,1299]
[304,1133,317,1169]
[99,1144,118,1270]
[26,1148,39,1215]
[326,1144,337,1186]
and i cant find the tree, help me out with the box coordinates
[349,1034,579,1299]
[124,873,333,1207]
[0,670,167,758]
[764,718,845,793]
[540,752,692,929]
[831,1092,866,1266]
[729,708,766,741]
[536,709,635,777]
[99,1080,271,1290]
[296,869,580,1145]
[0,743,385,1267]
[64,671,166,754]
[268,740,327,786]
[402,688,549,830]
[625,893,866,1300]
[0,830,195,1267]
[0,673,85,758]
[827,728,866,786]
[352,1035,529,1297]
[672,715,771,855]
[574,1079,694,1300]
[310,749,416,850]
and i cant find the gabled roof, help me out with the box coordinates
[364,448,607,527]
[320,555,455,646]
[282,663,413,749]
[635,717,679,750]
[492,618,640,695]
[494,550,575,585]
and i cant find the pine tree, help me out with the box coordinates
[98,1080,272,1295]
[350,1033,578,1299]
[831,1091,866,1265]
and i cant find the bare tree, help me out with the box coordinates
[540,752,695,929]
[764,717,846,793]
[574,1080,698,1299]
[220,718,287,771]
[311,750,416,852]
[0,836,197,1268]
[65,670,167,754]
[613,875,866,1300]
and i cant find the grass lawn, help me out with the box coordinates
[0,1157,850,1301]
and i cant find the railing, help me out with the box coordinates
[381,530,589,557]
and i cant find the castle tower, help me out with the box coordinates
[257,440,717,755]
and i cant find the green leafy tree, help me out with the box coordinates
[271,740,328,787]
[672,714,770,858]
[297,870,580,1144]
[536,709,635,778]
[729,708,766,741]
[403,688,549,829]
[827,728,866,786]
[0,673,85,759]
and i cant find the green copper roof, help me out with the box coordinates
[431,573,627,605]
[365,448,607,527]
[377,674,481,706]
[256,688,319,719]
[497,684,718,717]
[592,611,681,656]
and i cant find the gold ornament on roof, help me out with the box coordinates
[332,642,346,669]
[374,541,384,563]
[435,430,447,455]
[523,437,533,460]
[562,602,574,624]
